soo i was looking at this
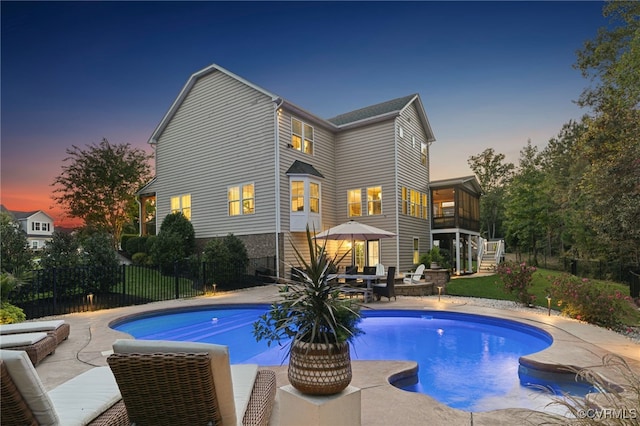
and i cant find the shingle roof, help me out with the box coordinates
[327,94,417,126]
[285,160,324,178]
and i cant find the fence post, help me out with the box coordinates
[52,267,57,316]
[174,261,180,299]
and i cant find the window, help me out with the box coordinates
[291,181,305,212]
[32,241,38,249]
[228,184,255,216]
[421,142,427,166]
[309,182,319,213]
[367,240,380,266]
[401,187,428,220]
[413,238,420,265]
[347,189,361,217]
[291,118,313,155]
[367,186,382,215]
[171,194,191,219]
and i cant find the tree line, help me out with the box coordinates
[468,2,639,267]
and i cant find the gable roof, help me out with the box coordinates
[430,175,482,194]
[149,64,280,144]
[285,160,324,178]
[327,94,416,126]
[149,64,436,145]
[0,205,53,221]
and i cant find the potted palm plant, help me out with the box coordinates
[253,226,363,395]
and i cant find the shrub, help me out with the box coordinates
[131,252,150,265]
[80,233,120,293]
[0,302,26,324]
[202,234,249,287]
[549,274,638,330]
[495,261,537,305]
[150,231,184,275]
[125,236,150,257]
[159,213,195,256]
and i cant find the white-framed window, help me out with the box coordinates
[347,189,361,217]
[171,194,192,220]
[367,186,382,215]
[367,240,380,266]
[401,187,428,220]
[413,238,420,264]
[310,182,320,213]
[228,183,255,216]
[291,181,305,212]
[421,142,427,166]
[291,118,313,155]
[32,241,38,249]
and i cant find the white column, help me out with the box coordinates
[455,231,461,276]
[467,234,473,273]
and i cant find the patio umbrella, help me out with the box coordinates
[314,220,396,265]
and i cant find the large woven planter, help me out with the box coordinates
[288,340,352,395]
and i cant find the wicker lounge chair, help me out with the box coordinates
[108,339,276,426]
[0,332,58,366]
[0,349,128,426]
[0,319,71,345]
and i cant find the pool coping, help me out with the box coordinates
[31,285,640,425]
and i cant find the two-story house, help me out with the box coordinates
[138,64,436,278]
[1,205,55,250]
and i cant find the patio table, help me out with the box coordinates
[328,274,385,302]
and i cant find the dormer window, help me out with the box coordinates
[291,118,314,155]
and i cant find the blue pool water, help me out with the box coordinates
[111,305,586,412]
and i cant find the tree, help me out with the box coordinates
[52,138,152,248]
[504,141,549,265]
[573,1,640,265]
[159,212,195,256]
[467,148,514,239]
[0,212,32,273]
[80,232,120,293]
[39,230,80,270]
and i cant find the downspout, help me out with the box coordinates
[135,198,142,236]
[394,118,400,274]
[273,98,284,278]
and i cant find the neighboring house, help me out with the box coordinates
[1,205,54,250]
[430,176,482,274]
[138,63,437,278]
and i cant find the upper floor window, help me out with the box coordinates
[171,194,191,220]
[291,118,314,155]
[31,222,50,232]
[347,189,361,217]
[228,183,255,216]
[421,142,427,166]
[401,187,428,220]
[367,186,382,215]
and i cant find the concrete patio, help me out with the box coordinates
[31,285,640,425]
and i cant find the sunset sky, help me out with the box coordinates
[1,1,606,226]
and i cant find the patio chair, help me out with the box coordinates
[107,339,276,426]
[0,319,70,345]
[362,266,377,276]
[0,349,128,426]
[403,264,426,284]
[373,266,396,301]
[0,332,58,366]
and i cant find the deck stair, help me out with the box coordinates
[479,250,497,271]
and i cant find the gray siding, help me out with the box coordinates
[396,103,431,272]
[334,120,399,270]
[154,70,277,238]
[277,108,338,267]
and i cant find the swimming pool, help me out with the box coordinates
[111,305,582,412]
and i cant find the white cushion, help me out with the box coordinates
[112,339,237,426]
[49,367,121,426]
[0,320,65,335]
[0,332,48,348]
[0,349,59,425]
[230,364,259,425]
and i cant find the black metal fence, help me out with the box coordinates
[10,257,277,320]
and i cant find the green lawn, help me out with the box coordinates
[447,268,629,311]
